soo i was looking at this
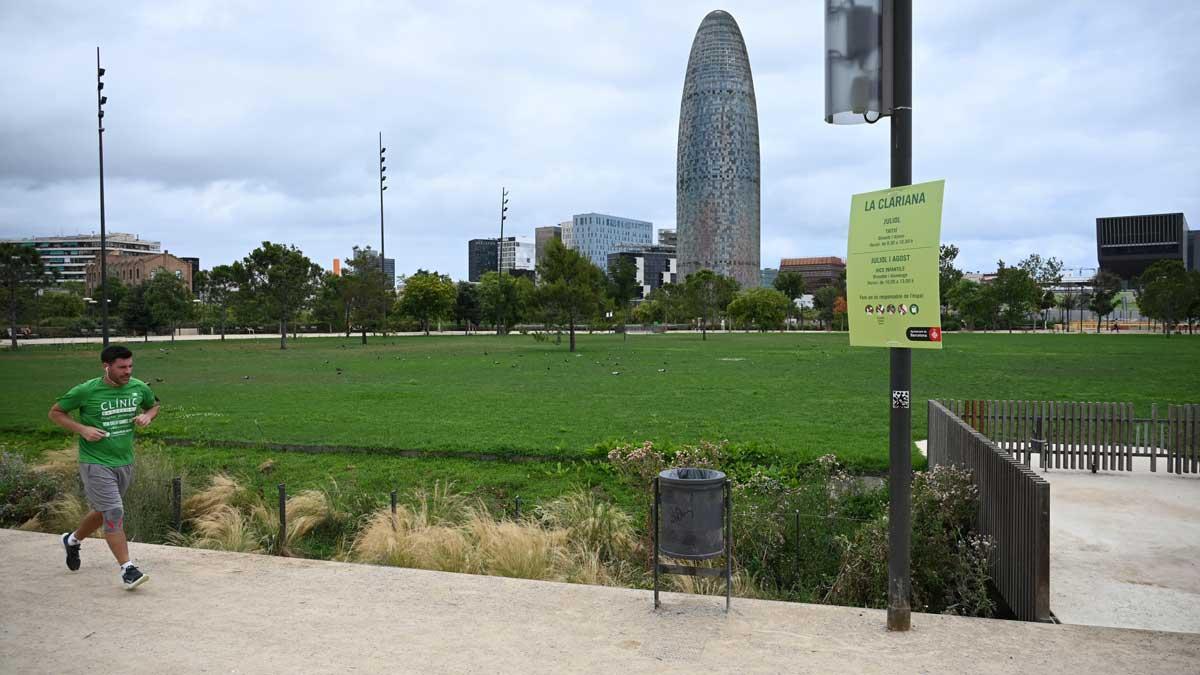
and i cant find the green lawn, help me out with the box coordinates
[2,332,1197,472]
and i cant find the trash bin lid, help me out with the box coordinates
[658,467,725,486]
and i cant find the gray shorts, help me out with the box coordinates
[79,463,134,512]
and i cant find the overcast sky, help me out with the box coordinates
[1,1,1197,280]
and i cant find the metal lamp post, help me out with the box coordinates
[497,187,508,335]
[826,0,913,632]
[379,133,388,335]
[96,47,110,347]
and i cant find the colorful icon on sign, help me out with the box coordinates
[909,304,919,315]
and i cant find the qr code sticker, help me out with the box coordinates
[892,390,910,409]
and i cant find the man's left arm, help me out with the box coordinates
[134,387,160,427]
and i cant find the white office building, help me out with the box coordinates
[0,232,161,285]
[499,236,536,274]
[562,213,653,270]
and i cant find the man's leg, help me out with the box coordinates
[73,510,103,541]
[100,508,130,566]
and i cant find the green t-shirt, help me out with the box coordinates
[56,377,157,467]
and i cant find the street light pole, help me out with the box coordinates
[379,133,388,336]
[96,47,109,347]
[498,187,508,335]
[886,0,912,633]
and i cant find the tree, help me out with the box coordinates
[233,242,322,350]
[1087,271,1122,333]
[632,298,664,324]
[947,278,998,331]
[453,281,481,334]
[833,295,848,331]
[1038,290,1057,330]
[607,256,639,341]
[773,271,805,328]
[38,291,85,321]
[196,265,238,340]
[812,286,839,330]
[683,269,739,340]
[939,244,964,311]
[144,270,192,342]
[646,283,688,323]
[534,239,606,352]
[398,270,456,335]
[479,271,534,333]
[1056,291,1078,332]
[728,287,789,331]
[1018,253,1064,329]
[1,244,53,348]
[119,283,160,341]
[992,261,1040,332]
[343,250,391,344]
[1187,271,1200,334]
[1136,259,1193,335]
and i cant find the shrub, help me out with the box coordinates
[0,453,61,528]
[122,450,183,544]
[536,490,637,562]
[825,465,995,617]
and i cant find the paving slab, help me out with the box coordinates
[2,530,1196,674]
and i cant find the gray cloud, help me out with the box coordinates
[1,0,1197,279]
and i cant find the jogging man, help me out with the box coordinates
[48,345,159,590]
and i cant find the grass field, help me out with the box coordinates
[2,332,1197,474]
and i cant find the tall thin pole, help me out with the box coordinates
[887,0,912,633]
[498,187,507,335]
[96,47,109,347]
[379,132,387,335]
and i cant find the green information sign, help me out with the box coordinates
[847,179,944,349]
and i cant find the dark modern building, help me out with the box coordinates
[468,238,498,282]
[1096,213,1194,281]
[677,10,761,290]
[179,257,201,290]
[607,245,677,300]
[779,256,846,290]
[535,225,562,267]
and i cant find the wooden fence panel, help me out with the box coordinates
[927,401,1051,622]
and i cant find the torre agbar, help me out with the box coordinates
[676,10,761,289]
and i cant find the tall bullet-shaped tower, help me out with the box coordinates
[677,10,760,289]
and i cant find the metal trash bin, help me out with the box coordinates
[653,468,732,611]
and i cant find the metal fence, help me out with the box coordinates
[940,399,1200,474]
[927,400,1051,622]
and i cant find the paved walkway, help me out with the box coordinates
[1,530,1197,674]
[917,442,1200,634]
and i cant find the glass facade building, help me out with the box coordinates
[677,10,761,290]
[468,238,498,282]
[562,213,653,270]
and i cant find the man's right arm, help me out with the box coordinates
[48,404,106,442]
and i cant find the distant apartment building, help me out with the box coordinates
[351,246,396,286]
[779,256,846,290]
[760,268,779,289]
[85,251,192,294]
[500,236,536,275]
[562,213,653,270]
[607,245,677,300]
[657,229,678,248]
[534,225,563,267]
[468,238,498,282]
[0,232,160,286]
[1096,212,1195,281]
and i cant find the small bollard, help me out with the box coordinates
[171,477,182,532]
[794,509,801,580]
[277,483,287,555]
[390,490,398,515]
